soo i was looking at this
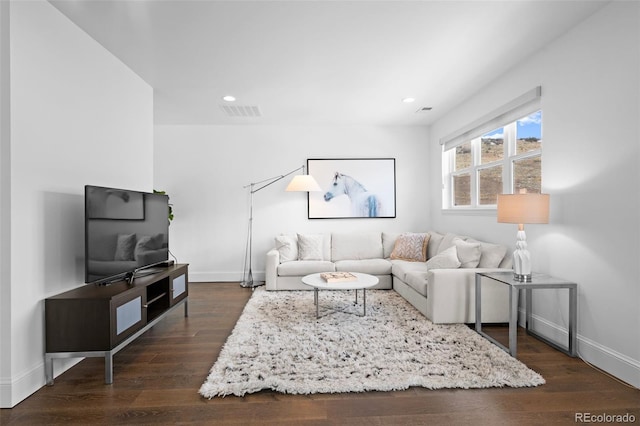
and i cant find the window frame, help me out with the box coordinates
[442,111,542,212]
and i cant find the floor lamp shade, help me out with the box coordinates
[286,175,322,192]
[497,193,549,282]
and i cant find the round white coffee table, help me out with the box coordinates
[301,272,379,318]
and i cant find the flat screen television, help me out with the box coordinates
[85,185,170,284]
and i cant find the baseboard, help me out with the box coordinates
[520,309,640,389]
[189,271,264,283]
[0,357,82,408]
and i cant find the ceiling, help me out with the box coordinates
[49,0,608,126]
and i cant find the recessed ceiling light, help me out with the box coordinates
[402,97,416,103]
[222,95,236,102]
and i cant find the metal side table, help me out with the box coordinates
[475,271,577,358]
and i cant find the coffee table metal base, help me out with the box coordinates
[302,272,379,319]
[313,287,367,319]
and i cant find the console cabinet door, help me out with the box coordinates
[111,287,146,346]
[170,272,188,305]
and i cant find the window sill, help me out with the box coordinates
[441,208,497,217]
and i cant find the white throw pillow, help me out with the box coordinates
[425,245,461,270]
[297,234,324,260]
[453,238,482,268]
[390,232,430,262]
[275,235,298,263]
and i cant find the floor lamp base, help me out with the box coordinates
[240,280,265,289]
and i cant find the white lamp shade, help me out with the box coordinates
[497,193,550,224]
[285,175,322,192]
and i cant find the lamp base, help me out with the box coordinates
[514,273,532,282]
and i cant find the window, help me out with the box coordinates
[443,110,542,209]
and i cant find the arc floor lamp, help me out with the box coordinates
[242,165,321,288]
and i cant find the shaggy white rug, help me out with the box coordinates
[200,288,544,398]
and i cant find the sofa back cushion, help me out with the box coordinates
[331,232,383,261]
[427,231,445,259]
[298,234,328,260]
[429,232,509,268]
[382,232,401,258]
[466,238,509,268]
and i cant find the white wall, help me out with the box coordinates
[0,1,153,407]
[154,125,430,281]
[428,2,639,387]
[0,0,12,408]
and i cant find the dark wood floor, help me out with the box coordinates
[2,282,638,425]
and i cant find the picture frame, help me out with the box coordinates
[307,158,396,219]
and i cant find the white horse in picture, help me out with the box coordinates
[323,172,382,217]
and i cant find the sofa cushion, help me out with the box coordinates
[466,238,509,268]
[382,232,401,258]
[331,232,383,261]
[403,271,429,297]
[425,245,461,269]
[278,260,335,276]
[275,234,298,263]
[390,232,430,262]
[298,234,325,260]
[427,231,445,259]
[335,259,392,275]
[391,259,429,282]
[453,238,482,268]
[436,233,462,254]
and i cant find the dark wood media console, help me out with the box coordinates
[45,263,189,385]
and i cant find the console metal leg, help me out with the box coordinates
[525,288,533,329]
[525,287,578,357]
[105,352,114,384]
[569,287,577,356]
[475,274,482,333]
[45,354,54,386]
[509,286,519,357]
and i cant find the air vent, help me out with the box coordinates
[415,106,433,114]
[220,105,262,118]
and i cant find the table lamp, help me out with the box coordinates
[497,190,549,282]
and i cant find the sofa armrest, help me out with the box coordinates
[265,249,280,290]
[426,268,511,323]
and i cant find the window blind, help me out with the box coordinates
[440,86,542,151]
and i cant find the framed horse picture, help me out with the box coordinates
[307,158,396,219]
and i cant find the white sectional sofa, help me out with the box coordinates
[265,231,512,324]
